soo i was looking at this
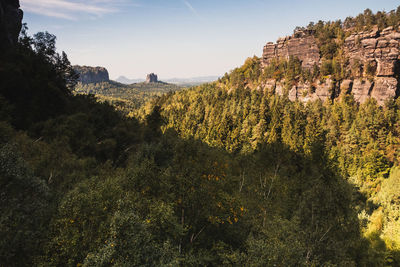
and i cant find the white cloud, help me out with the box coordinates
[21,0,125,20]
[181,0,200,18]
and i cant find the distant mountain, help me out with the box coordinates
[165,76,220,86]
[115,76,145,84]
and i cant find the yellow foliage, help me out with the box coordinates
[366,208,384,235]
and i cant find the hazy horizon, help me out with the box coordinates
[22,0,400,80]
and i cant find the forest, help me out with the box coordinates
[0,6,399,267]
[74,81,181,117]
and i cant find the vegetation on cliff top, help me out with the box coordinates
[220,7,400,94]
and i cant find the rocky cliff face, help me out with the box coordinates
[73,66,110,84]
[261,78,334,103]
[262,30,320,69]
[261,28,400,105]
[342,26,400,104]
[0,0,23,47]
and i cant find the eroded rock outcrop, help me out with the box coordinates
[73,66,110,84]
[342,26,400,104]
[262,78,333,102]
[262,30,320,69]
[261,28,400,105]
[344,26,400,77]
[146,73,158,83]
[371,77,398,104]
[351,79,374,103]
[0,0,23,47]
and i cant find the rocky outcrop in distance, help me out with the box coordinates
[0,0,23,47]
[261,27,400,105]
[146,73,158,83]
[73,65,110,84]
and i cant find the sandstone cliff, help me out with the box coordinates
[261,27,400,105]
[262,30,320,69]
[73,66,110,84]
[0,0,23,47]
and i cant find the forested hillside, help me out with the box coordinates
[149,81,400,263]
[139,7,400,265]
[219,7,400,105]
[74,81,181,116]
[0,4,400,267]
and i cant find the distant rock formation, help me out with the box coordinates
[261,27,400,105]
[73,65,110,84]
[0,0,23,47]
[146,73,158,83]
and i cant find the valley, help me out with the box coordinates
[1,1,400,266]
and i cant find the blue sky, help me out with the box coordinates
[22,0,400,80]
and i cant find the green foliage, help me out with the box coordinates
[244,218,307,266]
[0,29,76,129]
[149,79,400,265]
[0,144,51,266]
[220,56,261,89]
[307,20,343,60]
[2,11,400,266]
[365,61,377,79]
[321,60,333,76]
[344,8,400,31]
[74,81,182,115]
[376,167,400,263]
[262,56,304,84]
[83,208,177,267]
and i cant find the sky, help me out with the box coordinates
[22,0,400,80]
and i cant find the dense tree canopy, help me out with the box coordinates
[1,7,400,267]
